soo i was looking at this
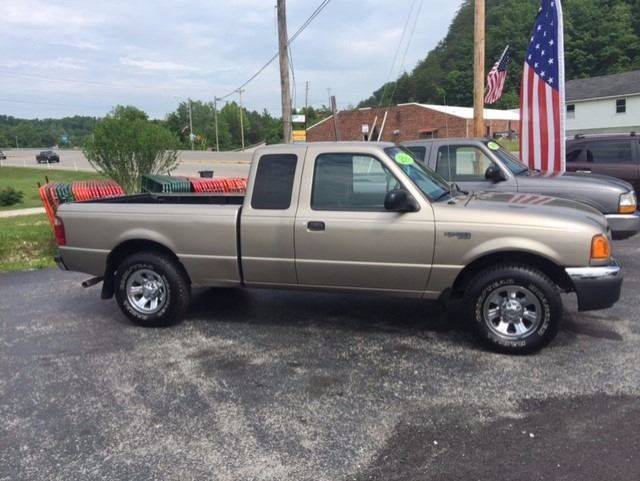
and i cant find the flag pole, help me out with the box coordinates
[473,0,485,137]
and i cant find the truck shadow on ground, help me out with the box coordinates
[185,288,621,349]
[187,286,466,336]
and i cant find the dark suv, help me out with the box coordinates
[566,133,640,192]
[36,151,60,164]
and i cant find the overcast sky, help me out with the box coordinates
[0,0,462,119]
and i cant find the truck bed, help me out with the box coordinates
[84,192,245,205]
[57,195,243,286]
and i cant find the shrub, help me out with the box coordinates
[83,106,179,193]
[0,187,24,207]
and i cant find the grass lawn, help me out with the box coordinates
[0,214,57,272]
[0,166,102,211]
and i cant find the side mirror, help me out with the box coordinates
[384,189,420,213]
[485,164,505,182]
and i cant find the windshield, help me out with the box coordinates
[487,141,529,175]
[384,147,451,200]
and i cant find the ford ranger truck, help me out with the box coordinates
[402,138,639,240]
[54,142,623,354]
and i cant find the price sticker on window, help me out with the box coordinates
[395,152,414,165]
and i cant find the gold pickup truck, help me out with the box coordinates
[55,142,623,354]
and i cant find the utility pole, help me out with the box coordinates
[237,89,245,150]
[213,97,220,151]
[277,0,292,143]
[188,98,195,150]
[304,81,309,112]
[473,0,485,137]
[330,95,339,141]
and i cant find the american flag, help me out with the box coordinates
[485,46,512,104]
[520,0,566,174]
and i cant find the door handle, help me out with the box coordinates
[576,170,592,174]
[307,221,325,231]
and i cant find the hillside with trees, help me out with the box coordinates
[0,115,98,148]
[359,0,640,109]
[0,103,332,150]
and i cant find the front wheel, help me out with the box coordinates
[462,264,562,354]
[114,252,190,327]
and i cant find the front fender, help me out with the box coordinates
[462,236,564,266]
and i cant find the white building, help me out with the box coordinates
[565,70,640,135]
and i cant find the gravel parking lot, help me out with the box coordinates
[1,237,639,480]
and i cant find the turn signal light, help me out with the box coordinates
[590,234,610,261]
[618,192,637,214]
[53,216,66,246]
[619,204,636,214]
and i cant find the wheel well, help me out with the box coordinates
[101,239,190,299]
[450,251,573,299]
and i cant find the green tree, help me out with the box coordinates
[83,105,179,193]
[359,0,640,109]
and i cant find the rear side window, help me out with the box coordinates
[406,146,426,162]
[566,146,583,163]
[251,154,297,210]
[586,141,634,164]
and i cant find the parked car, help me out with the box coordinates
[55,142,622,354]
[566,133,639,193]
[36,151,60,163]
[402,138,639,240]
[0,151,6,160]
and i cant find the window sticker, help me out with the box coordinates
[487,141,501,151]
[395,152,414,165]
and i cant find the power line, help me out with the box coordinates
[219,0,332,100]
[385,0,423,107]
[378,0,417,107]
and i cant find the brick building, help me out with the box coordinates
[306,103,520,142]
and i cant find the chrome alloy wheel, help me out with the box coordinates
[125,268,168,315]
[482,285,543,340]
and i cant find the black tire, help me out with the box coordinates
[462,264,562,354]
[114,252,190,327]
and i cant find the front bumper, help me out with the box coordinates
[565,261,622,311]
[605,212,640,240]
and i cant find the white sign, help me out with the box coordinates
[361,124,370,134]
[291,114,306,123]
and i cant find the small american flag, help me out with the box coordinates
[520,0,566,174]
[485,46,512,104]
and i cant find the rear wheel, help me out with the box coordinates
[462,264,562,354]
[114,252,190,327]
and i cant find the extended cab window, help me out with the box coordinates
[566,146,583,163]
[251,154,297,209]
[586,141,634,164]
[311,153,400,211]
[405,146,426,162]
[436,146,495,181]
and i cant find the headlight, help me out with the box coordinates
[619,191,637,214]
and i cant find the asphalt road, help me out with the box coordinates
[1,237,639,480]
[0,149,252,178]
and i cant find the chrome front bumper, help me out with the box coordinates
[565,261,623,311]
[605,213,640,239]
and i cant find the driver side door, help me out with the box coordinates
[294,150,435,294]
[434,144,516,192]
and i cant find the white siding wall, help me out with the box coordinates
[566,94,640,134]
